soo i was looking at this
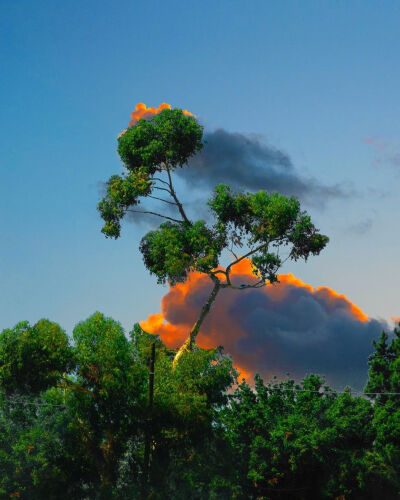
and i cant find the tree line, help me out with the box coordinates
[0,315,399,499]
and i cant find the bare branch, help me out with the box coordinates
[152,186,173,194]
[221,279,266,290]
[147,195,178,206]
[166,166,191,224]
[152,177,170,186]
[229,243,238,260]
[126,209,183,224]
[211,269,227,279]
[226,241,269,275]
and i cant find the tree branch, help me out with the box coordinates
[221,279,265,290]
[226,241,270,275]
[166,166,191,224]
[152,186,173,195]
[147,195,178,206]
[126,209,183,224]
[228,243,239,260]
[211,269,227,278]
[152,177,170,187]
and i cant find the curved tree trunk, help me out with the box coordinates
[172,278,221,368]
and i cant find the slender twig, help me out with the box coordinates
[226,241,270,275]
[147,195,178,206]
[152,186,173,195]
[221,279,265,290]
[229,243,238,260]
[152,177,170,187]
[126,209,182,224]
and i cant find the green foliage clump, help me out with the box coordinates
[209,185,329,282]
[139,220,225,285]
[0,316,237,499]
[0,319,74,394]
[117,108,203,174]
[98,168,152,238]
[98,109,328,289]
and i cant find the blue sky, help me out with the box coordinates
[1,0,400,339]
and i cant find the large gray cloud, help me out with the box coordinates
[178,129,348,205]
[142,264,389,391]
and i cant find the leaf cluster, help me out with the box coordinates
[98,168,152,238]
[117,108,203,174]
[0,319,74,395]
[139,220,225,285]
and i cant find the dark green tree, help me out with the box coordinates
[221,373,398,499]
[0,319,74,395]
[0,313,149,499]
[365,322,400,492]
[98,107,329,365]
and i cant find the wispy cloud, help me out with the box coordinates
[345,217,374,235]
[363,136,400,169]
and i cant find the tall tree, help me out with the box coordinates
[98,107,329,365]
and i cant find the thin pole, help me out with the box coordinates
[142,342,155,498]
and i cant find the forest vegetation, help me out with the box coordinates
[0,317,399,499]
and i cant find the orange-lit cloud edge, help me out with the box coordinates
[119,102,194,137]
[140,259,369,381]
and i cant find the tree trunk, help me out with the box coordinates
[172,279,220,368]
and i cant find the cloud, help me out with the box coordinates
[345,217,373,235]
[118,102,194,137]
[178,129,348,206]
[364,136,400,169]
[140,259,388,390]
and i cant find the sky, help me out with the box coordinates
[1,1,400,388]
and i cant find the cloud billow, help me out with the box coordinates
[140,260,389,391]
